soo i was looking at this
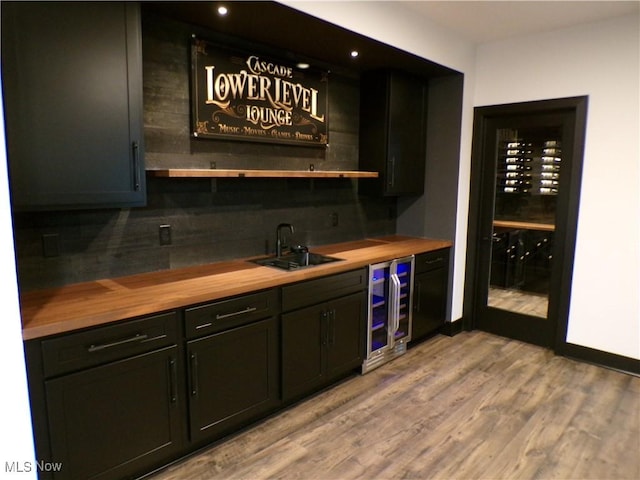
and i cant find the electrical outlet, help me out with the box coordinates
[330,212,339,227]
[159,224,172,246]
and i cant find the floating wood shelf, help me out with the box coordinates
[493,220,555,232]
[147,169,379,179]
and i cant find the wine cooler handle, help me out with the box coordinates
[390,273,401,335]
[395,275,401,332]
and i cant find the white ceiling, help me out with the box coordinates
[399,0,640,43]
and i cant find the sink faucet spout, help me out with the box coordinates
[276,223,294,257]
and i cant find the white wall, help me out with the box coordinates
[474,14,640,359]
[282,2,639,359]
[279,0,477,323]
[0,73,37,476]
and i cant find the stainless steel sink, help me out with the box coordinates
[251,252,342,271]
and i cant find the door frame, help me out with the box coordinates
[463,96,588,353]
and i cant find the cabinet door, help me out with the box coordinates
[359,70,426,196]
[1,2,145,210]
[412,268,448,340]
[326,292,365,379]
[187,317,280,444]
[282,304,326,402]
[386,73,426,195]
[45,346,182,480]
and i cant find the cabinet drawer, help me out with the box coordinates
[415,248,450,274]
[41,311,178,378]
[282,268,367,312]
[185,289,278,339]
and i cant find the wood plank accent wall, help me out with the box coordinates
[11,12,396,292]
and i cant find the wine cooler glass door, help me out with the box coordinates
[369,263,391,355]
[393,257,414,342]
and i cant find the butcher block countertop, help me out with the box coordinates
[20,235,452,341]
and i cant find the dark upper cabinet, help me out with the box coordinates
[358,70,427,196]
[1,2,145,210]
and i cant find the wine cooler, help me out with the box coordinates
[362,255,415,374]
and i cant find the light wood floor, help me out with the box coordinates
[149,331,640,480]
[488,287,549,318]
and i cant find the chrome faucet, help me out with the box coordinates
[276,223,294,257]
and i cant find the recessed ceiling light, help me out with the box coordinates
[217,5,228,16]
[297,62,310,70]
[350,50,359,59]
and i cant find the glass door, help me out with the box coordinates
[468,97,587,350]
[475,110,576,347]
[368,262,391,355]
[392,257,414,343]
[489,127,560,319]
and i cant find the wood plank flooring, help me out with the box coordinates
[488,287,549,318]
[148,331,640,480]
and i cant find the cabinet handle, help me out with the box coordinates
[388,157,396,187]
[320,310,328,346]
[132,141,140,192]
[424,257,444,265]
[87,333,148,353]
[216,306,257,321]
[190,352,198,397]
[168,357,178,405]
[328,309,336,347]
[415,281,422,313]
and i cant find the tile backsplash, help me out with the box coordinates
[12,12,395,291]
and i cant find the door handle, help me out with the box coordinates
[189,352,198,397]
[132,141,140,191]
[328,309,336,347]
[320,310,328,346]
[168,356,178,405]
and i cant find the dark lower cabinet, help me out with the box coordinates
[282,304,324,400]
[46,346,182,480]
[187,317,280,444]
[326,294,367,378]
[24,269,369,479]
[412,248,450,341]
[28,312,183,480]
[282,291,365,402]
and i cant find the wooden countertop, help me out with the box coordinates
[493,220,555,232]
[20,235,452,340]
[148,169,379,179]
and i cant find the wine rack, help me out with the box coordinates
[497,138,561,197]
